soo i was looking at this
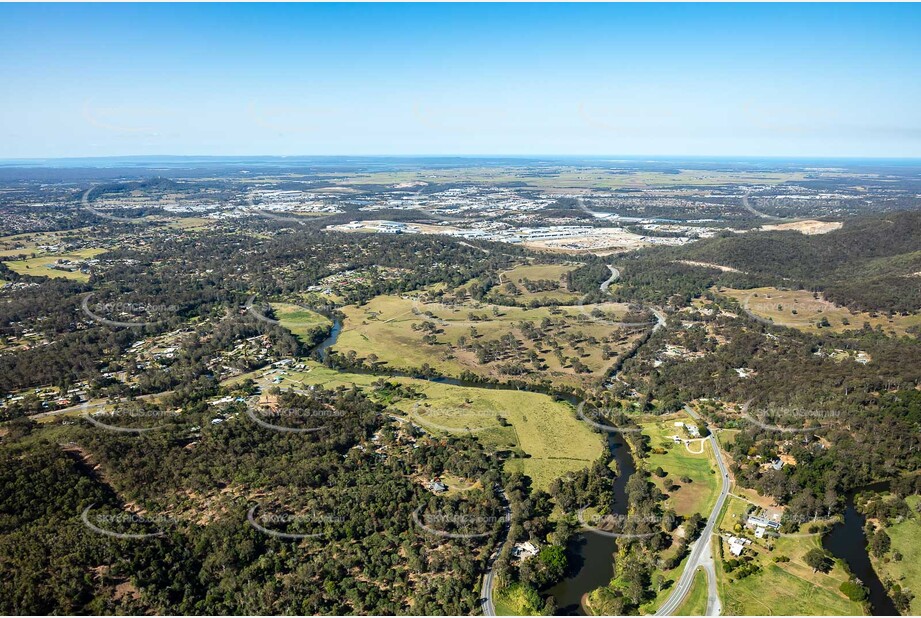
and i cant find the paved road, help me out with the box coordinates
[600,264,620,292]
[480,489,511,616]
[651,307,667,332]
[655,405,730,616]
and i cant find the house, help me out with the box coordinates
[512,541,539,560]
[746,514,781,530]
[770,459,785,471]
[754,526,767,539]
[727,535,751,556]
[427,480,447,494]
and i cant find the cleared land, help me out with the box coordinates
[269,302,332,343]
[714,495,864,616]
[4,247,106,281]
[520,227,652,254]
[492,263,582,304]
[759,220,843,235]
[722,286,921,337]
[332,294,646,390]
[226,360,603,492]
[641,414,720,518]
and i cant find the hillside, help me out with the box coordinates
[618,210,921,314]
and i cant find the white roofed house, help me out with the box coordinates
[427,479,447,494]
[727,535,751,557]
[512,541,539,560]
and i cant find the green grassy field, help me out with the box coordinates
[3,247,105,281]
[871,495,921,615]
[333,294,641,390]
[675,568,709,616]
[641,414,720,518]
[722,286,921,337]
[269,302,332,344]
[491,263,583,304]
[714,495,864,615]
[225,360,603,491]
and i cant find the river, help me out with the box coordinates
[313,317,637,615]
[822,482,898,616]
[547,431,636,615]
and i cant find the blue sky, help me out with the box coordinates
[1,3,919,158]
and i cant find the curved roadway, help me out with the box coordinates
[480,489,511,616]
[655,405,730,616]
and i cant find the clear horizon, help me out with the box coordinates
[2,3,920,159]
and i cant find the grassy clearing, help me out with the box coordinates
[225,360,603,492]
[4,248,106,281]
[492,263,582,304]
[675,568,709,616]
[714,495,863,615]
[0,229,94,257]
[721,286,921,337]
[871,495,921,614]
[269,302,332,344]
[162,216,215,230]
[641,414,720,518]
[333,294,643,390]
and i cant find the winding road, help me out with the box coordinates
[480,489,511,616]
[599,264,620,292]
[655,405,730,616]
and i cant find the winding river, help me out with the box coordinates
[311,296,896,617]
[313,316,637,615]
[822,482,898,616]
[547,431,636,615]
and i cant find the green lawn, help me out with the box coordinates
[714,496,865,615]
[675,568,709,616]
[641,414,720,518]
[4,247,105,281]
[269,302,332,344]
